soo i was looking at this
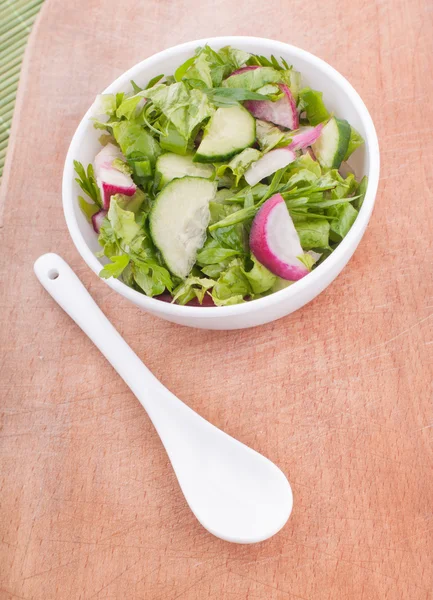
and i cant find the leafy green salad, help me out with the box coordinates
[75,45,367,306]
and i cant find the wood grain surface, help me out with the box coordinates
[1,0,432,598]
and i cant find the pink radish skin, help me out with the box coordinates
[244,83,299,130]
[98,171,137,209]
[244,147,296,187]
[91,209,108,234]
[287,124,324,151]
[228,65,261,77]
[250,194,309,281]
[94,143,137,210]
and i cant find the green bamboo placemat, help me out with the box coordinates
[0,0,44,178]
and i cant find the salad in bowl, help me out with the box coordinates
[74,44,367,307]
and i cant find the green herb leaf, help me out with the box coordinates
[99,254,130,279]
[242,256,276,294]
[146,74,164,89]
[78,196,99,222]
[343,126,364,161]
[205,87,270,106]
[74,160,102,207]
[298,88,330,125]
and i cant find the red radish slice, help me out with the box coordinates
[244,84,299,130]
[250,194,309,281]
[91,209,107,233]
[94,143,124,171]
[94,143,137,209]
[287,124,324,151]
[98,169,137,209]
[244,148,296,187]
[229,65,261,77]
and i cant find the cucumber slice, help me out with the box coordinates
[311,117,351,169]
[149,177,217,278]
[194,105,255,163]
[156,153,214,189]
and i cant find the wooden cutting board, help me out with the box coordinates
[0,0,432,598]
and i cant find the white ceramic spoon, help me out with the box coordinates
[34,253,293,543]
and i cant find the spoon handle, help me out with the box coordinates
[33,253,183,428]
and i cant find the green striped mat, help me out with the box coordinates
[0,0,44,178]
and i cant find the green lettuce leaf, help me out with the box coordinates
[216,148,262,185]
[116,93,147,120]
[183,51,213,87]
[108,198,141,244]
[328,170,357,200]
[143,82,214,139]
[196,236,241,265]
[354,175,368,210]
[111,121,161,168]
[97,218,119,258]
[132,261,172,296]
[326,202,358,240]
[256,120,291,152]
[243,256,276,294]
[217,46,251,74]
[298,88,330,125]
[172,275,215,305]
[343,126,364,161]
[287,152,322,178]
[223,66,281,91]
[110,189,146,214]
[293,217,330,250]
[92,94,117,117]
[280,68,302,102]
[159,121,188,155]
[296,253,316,271]
[100,254,130,279]
[211,259,251,305]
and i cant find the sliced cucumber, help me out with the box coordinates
[194,105,255,163]
[156,153,214,189]
[149,177,217,278]
[311,117,351,169]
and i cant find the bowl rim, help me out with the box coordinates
[63,35,380,320]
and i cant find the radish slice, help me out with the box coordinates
[94,143,136,209]
[94,143,124,171]
[250,194,309,281]
[98,170,137,209]
[244,148,296,187]
[287,124,324,151]
[244,84,299,130]
[229,65,261,76]
[91,209,107,233]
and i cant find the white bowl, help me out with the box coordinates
[63,36,380,330]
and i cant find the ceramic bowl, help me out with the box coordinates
[63,36,380,330]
